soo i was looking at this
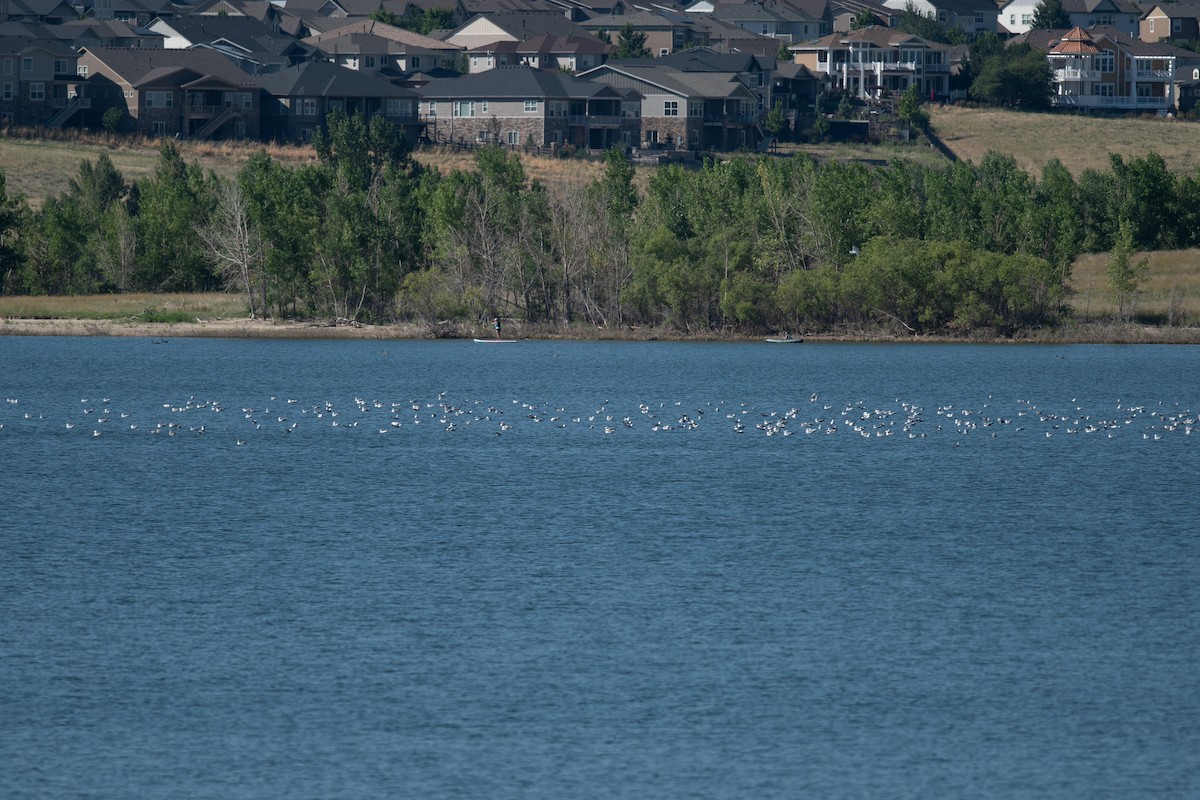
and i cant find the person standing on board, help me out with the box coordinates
[493,316,502,340]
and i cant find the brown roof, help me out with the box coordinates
[1049,26,1100,54]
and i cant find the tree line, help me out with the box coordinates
[1,113,1198,334]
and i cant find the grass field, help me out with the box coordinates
[0,291,247,321]
[929,106,1200,176]
[1069,248,1200,324]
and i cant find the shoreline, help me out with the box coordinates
[3,316,1199,344]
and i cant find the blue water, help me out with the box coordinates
[2,336,1198,798]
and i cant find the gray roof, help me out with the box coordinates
[256,60,418,96]
[581,62,759,98]
[0,34,75,57]
[80,45,256,85]
[458,10,596,38]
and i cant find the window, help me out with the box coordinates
[453,100,474,117]
[524,100,538,112]
[54,59,67,74]
[301,98,317,116]
[145,90,172,108]
[152,121,166,136]
[1093,83,1114,97]
[385,99,410,116]
[3,59,11,76]
[1096,50,1114,72]
[1021,13,1032,25]
[506,130,519,145]
[1173,19,1182,33]
[476,130,491,142]
[365,56,375,68]
[21,58,32,73]
[548,100,567,117]
[659,48,669,56]
[78,65,88,77]
[688,100,702,117]
[481,101,488,113]
[664,100,678,116]
[301,127,312,142]
[410,56,420,70]
[2,84,10,101]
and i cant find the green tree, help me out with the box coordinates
[897,84,929,129]
[969,43,1053,110]
[851,9,881,29]
[133,140,218,291]
[764,101,787,144]
[1106,219,1149,320]
[1030,0,1071,30]
[615,24,651,59]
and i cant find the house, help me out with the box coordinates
[996,0,1141,38]
[0,18,165,50]
[86,0,176,28]
[256,59,420,142]
[881,0,997,35]
[465,34,611,73]
[0,35,78,126]
[1141,4,1200,44]
[654,47,776,110]
[445,10,597,52]
[76,46,262,138]
[579,60,762,150]
[147,16,317,74]
[699,0,833,44]
[417,65,637,149]
[1,0,77,25]
[1014,26,1179,112]
[829,0,897,33]
[578,10,699,58]
[303,19,462,75]
[789,26,952,100]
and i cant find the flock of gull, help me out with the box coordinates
[1,392,1196,446]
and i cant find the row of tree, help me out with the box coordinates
[2,114,1197,333]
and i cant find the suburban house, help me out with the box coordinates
[444,10,597,52]
[256,59,421,142]
[1013,26,1180,112]
[0,35,77,126]
[828,0,897,33]
[695,0,833,44]
[579,60,762,150]
[86,0,177,28]
[76,46,262,138]
[303,19,462,75]
[465,34,611,73]
[880,0,997,35]
[578,11,699,58]
[417,65,638,149]
[1,0,77,25]
[148,15,318,74]
[788,26,952,100]
[1141,4,1200,44]
[0,18,164,50]
[997,0,1141,37]
[654,47,777,110]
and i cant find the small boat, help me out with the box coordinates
[765,335,802,343]
[474,338,519,343]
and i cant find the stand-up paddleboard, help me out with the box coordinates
[474,338,520,343]
[765,337,803,343]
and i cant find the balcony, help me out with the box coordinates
[1135,69,1173,79]
[1053,94,1170,109]
[1056,68,1099,80]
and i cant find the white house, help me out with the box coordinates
[996,0,1141,37]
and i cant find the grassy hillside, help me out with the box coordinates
[929,106,1200,176]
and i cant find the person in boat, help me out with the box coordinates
[493,316,502,339]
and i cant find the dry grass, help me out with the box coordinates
[929,106,1200,176]
[1069,248,1200,324]
[0,291,248,320]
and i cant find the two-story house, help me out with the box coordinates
[579,60,761,150]
[579,11,698,58]
[1141,4,1200,44]
[148,15,318,74]
[465,34,612,74]
[789,26,951,100]
[304,19,462,75]
[0,35,77,126]
[997,0,1141,37]
[257,59,420,142]
[698,0,832,44]
[77,46,262,138]
[881,0,997,35]
[417,66,637,149]
[1014,26,1180,112]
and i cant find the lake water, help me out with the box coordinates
[2,336,1198,798]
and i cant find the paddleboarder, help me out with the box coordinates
[493,316,502,339]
